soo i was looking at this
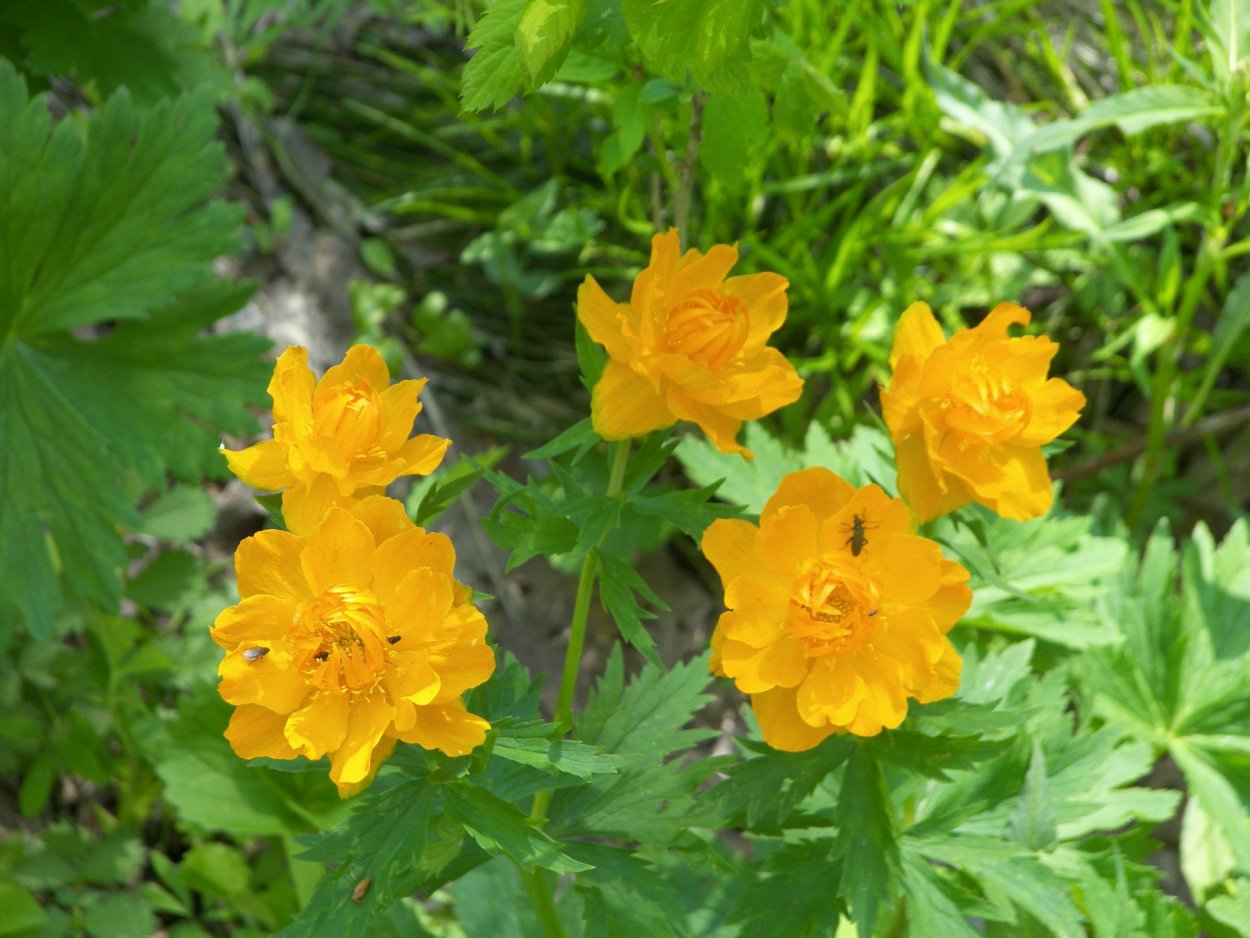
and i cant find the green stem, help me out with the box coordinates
[1127,97,1245,527]
[521,867,566,938]
[522,440,633,927]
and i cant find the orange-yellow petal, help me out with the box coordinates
[377,378,428,452]
[894,431,972,524]
[390,700,489,757]
[236,530,308,601]
[577,276,634,362]
[285,692,350,759]
[269,347,316,431]
[222,439,292,491]
[225,704,300,760]
[889,302,946,370]
[328,694,395,787]
[300,509,376,594]
[591,359,674,440]
[752,686,838,752]
[701,518,761,586]
[763,467,855,528]
[282,476,357,538]
[350,495,416,544]
[722,271,788,350]
[321,344,390,392]
[212,595,297,648]
[396,433,451,477]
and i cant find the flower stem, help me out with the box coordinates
[521,867,566,938]
[524,440,632,928]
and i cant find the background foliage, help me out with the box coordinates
[1,0,1249,936]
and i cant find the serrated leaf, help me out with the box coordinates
[917,836,1085,938]
[1006,737,1058,851]
[596,550,664,664]
[137,484,216,540]
[836,745,898,938]
[578,647,716,758]
[442,782,590,873]
[567,842,684,938]
[706,735,853,829]
[492,733,625,779]
[143,690,347,838]
[0,64,266,636]
[729,841,845,937]
[899,849,982,938]
[0,0,226,103]
[620,0,766,95]
[461,0,530,112]
[552,649,718,842]
[1207,878,1250,934]
[516,0,585,81]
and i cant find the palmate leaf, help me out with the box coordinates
[0,62,267,637]
[1073,519,1250,903]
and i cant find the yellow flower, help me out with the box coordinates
[880,302,1086,523]
[577,228,803,457]
[211,496,494,795]
[222,346,449,520]
[702,467,970,751]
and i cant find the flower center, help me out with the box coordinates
[943,356,1031,444]
[788,557,879,658]
[291,586,391,693]
[664,289,749,368]
[313,383,384,455]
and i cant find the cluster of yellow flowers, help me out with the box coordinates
[213,227,1084,784]
[578,230,1083,750]
[216,347,495,796]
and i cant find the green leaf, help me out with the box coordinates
[442,782,590,873]
[705,735,853,829]
[1203,0,1250,81]
[567,842,685,938]
[917,836,1085,938]
[1006,737,1058,851]
[577,647,716,760]
[126,548,205,612]
[700,88,768,188]
[836,745,898,938]
[620,0,766,95]
[137,484,216,541]
[0,64,266,636]
[596,550,665,664]
[491,732,626,779]
[461,0,530,112]
[0,0,225,103]
[553,649,718,842]
[899,851,982,938]
[0,882,48,934]
[81,891,158,938]
[1207,879,1250,934]
[144,690,348,838]
[730,841,845,937]
[516,0,586,81]
[942,507,1126,649]
[1010,85,1223,159]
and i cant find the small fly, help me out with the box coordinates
[242,646,269,662]
[843,512,874,557]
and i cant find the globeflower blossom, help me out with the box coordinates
[702,468,970,751]
[211,496,494,795]
[880,302,1086,523]
[577,228,803,457]
[222,345,449,519]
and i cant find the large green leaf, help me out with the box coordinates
[1074,519,1250,907]
[0,63,267,636]
[620,0,766,95]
